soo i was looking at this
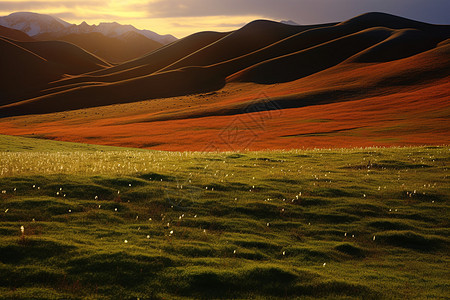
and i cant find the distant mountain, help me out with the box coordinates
[0,12,70,36]
[0,24,34,41]
[281,20,299,26]
[0,12,177,44]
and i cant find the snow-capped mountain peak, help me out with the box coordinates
[281,20,300,26]
[0,12,70,36]
[0,12,177,44]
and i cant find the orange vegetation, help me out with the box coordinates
[0,12,449,151]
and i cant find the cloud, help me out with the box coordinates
[140,0,293,18]
[0,0,98,11]
[2,0,450,25]
[48,11,123,23]
[141,0,450,24]
[0,0,148,23]
[171,20,246,28]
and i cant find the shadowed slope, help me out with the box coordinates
[105,42,450,124]
[340,12,450,33]
[5,23,446,117]
[0,66,224,117]
[0,25,34,41]
[1,36,448,122]
[37,31,163,64]
[0,37,60,103]
[0,38,111,104]
[11,39,111,74]
[349,29,444,62]
[46,20,331,92]
[44,13,449,97]
[228,26,447,84]
[0,12,449,120]
[89,31,227,76]
[157,20,333,72]
[0,41,448,149]
[45,31,228,89]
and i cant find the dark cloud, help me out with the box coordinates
[143,0,450,24]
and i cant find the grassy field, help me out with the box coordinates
[0,135,449,299]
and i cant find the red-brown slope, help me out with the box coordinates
[10,13,447,116]
[0,12,449,150]
[100,41,450,124]
[0,80,447,151]
[2,22,447,117]
[0,41,448,150]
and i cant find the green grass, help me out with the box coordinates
[0,135,449,299]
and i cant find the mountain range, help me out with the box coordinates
[0,12,176,43]
[0,12,176,63]
[0,12,449,150]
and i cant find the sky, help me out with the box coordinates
[1,0,449,38]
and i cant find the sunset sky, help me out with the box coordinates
[1,0,449,38]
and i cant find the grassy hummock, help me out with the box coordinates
[0,135,448,299]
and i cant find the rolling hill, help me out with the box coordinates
[35,31,163,64]
[0,12,449,150]
[0,37,111,105]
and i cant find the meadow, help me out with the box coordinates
[0,135,448,299]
